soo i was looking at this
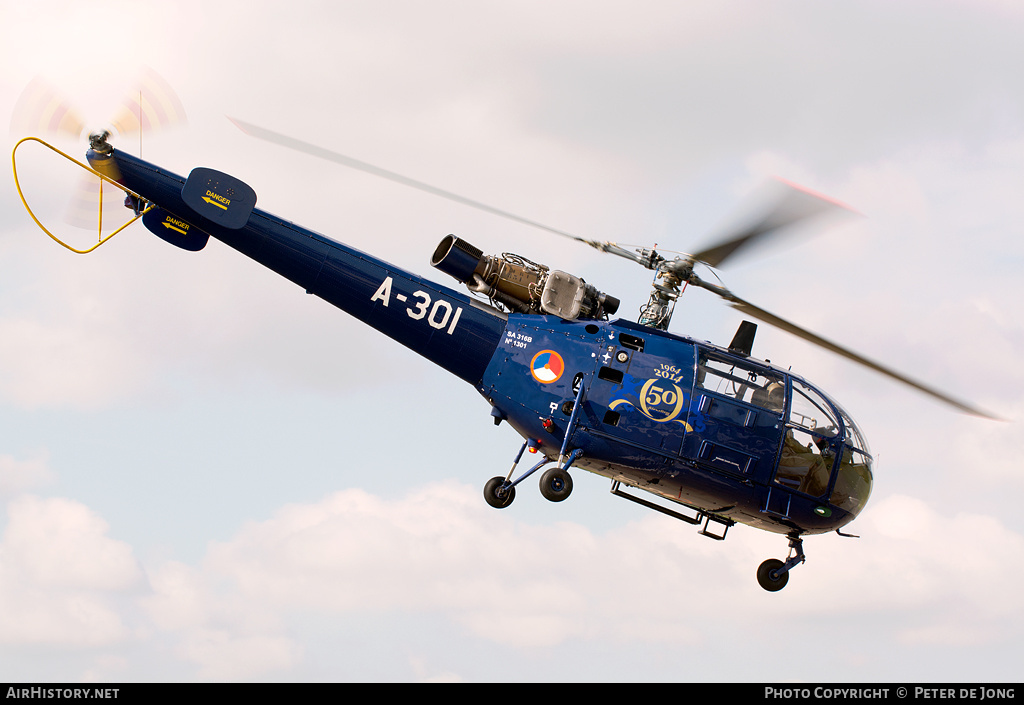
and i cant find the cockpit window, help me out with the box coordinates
[836,405,870,455]
[789,379,839,437]
[697,355,786,414]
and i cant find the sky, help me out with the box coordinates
[1,0,1023,684]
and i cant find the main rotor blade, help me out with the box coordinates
[690,179,855,269]
[229,117,590,243]
[691,278,999,419]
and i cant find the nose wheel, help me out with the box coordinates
[756,558,789,591]
[757,536,805,592]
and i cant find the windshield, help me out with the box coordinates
[835,401,871,455]
[830,446,873,516]
[829,398,873,516]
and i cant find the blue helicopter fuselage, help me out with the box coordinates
[92,148,873,540]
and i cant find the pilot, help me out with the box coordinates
[803,432,835,496]
[765,382,785,413]
[777,430,815,486]
[812,432,832,457]
[777,429,830,497]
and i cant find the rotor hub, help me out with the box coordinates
[88,130,112,155]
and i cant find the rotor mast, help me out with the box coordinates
[574,239,680,330]
[577,238,700,331]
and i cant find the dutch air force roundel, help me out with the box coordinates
[530,350,565,384]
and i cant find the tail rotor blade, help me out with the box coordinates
[9,77,85,140]
[109,67,188,135]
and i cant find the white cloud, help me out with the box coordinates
[137,481,1024,671]
[138,481,730,657]
[0,496,143,646]
[798,494,1024,647]
[3,496,142,590]
[176,629,302,681]
[0,475,1020,679]
[409,655,465,683]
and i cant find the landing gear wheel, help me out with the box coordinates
[757,558,789,592]
[484,476,515,509]
[539,467,573,502]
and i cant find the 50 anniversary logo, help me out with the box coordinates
[610,376,704,433]
[529,353,703,434]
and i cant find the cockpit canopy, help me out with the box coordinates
[779,376,873,517]
[693,347,873,517]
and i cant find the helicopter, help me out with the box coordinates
[11,118,996,592]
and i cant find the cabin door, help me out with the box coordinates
[585,328,697,458]
[680,351,786,485]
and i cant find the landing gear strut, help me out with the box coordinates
[482,446,582,508]
[757,535,805,592]
[481,438,550,509]
[538,382,585,503]
[483,383,586,509]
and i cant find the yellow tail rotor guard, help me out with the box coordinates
[11,136,152,254]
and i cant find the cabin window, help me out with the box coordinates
[696,355,785,413]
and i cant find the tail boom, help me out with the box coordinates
[97,149,506,385]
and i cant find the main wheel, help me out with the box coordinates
[757,558,789,592]
[484,476,515,509]
[539,467,573,502]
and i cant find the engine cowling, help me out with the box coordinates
[431,234,619,320]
